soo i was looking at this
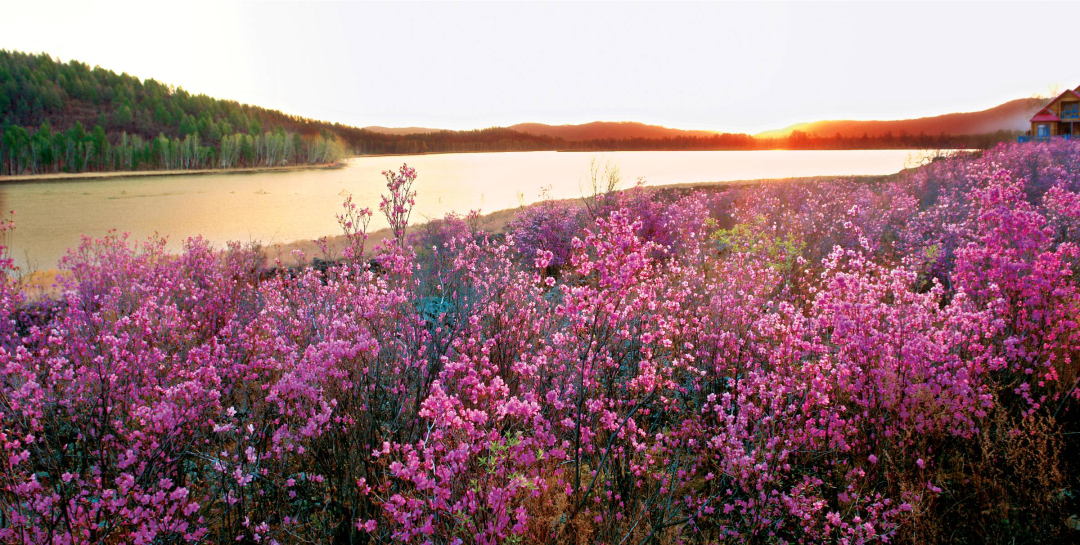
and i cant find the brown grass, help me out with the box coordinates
[901,407,1071,544]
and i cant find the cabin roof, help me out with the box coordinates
[1031,107,1060,122]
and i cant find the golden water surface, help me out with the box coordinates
[1,149,935,270]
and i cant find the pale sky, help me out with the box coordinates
[1,1,1075,133]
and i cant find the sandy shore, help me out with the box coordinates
[0,162,345,183]
[18,269,61,301]
[263,206,523,267]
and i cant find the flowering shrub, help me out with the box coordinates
[1,147,1079,544]
[381,164,418,244]
[508,194,584,271]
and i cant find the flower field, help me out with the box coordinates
[1,143,1079,544]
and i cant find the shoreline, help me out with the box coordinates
[349,147,965,159]
[0,162,346,184]
[17,174,891,300]
[0,147,965,183]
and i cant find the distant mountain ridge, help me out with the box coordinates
[507,121,721,141]
[363,120,732,143]
[754,98,1044,139]
[362,99,1044,142]
[362,126,443,135]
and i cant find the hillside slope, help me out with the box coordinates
[756,98,1044,139]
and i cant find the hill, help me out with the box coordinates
[508,121,720,141]
[0,49,349,174]
[755,98,1044,139]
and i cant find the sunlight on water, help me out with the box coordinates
[1,149,943,270]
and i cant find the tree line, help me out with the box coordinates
[335,128,1018,155]
[1,121,345,175]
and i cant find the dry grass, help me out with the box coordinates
[902,407,1072,544]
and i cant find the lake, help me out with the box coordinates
[1,149,938,270]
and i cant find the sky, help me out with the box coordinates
[1,1,1077,134]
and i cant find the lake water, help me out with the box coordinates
[2,149,935,270]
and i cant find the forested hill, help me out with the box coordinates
[0,50,1026,176]
[0,50,355,175]
[0,50,577,175]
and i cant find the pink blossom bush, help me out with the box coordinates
[381,164,418,244]
[508,195,584,271]
[1,149,1079,544]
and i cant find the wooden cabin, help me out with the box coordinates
[1022,88,1080,141]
